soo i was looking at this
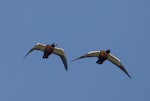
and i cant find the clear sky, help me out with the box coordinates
[0,0,150,101]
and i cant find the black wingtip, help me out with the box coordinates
[65,68,68,71]
[71,57,82,62]
[120,65,132,79]
[128,74,132,79]
[127,74,132,79]
[71,59,78,62]
[65,65,68,71]
[23,49,34,60]
[23,55,27,60]
[124,70,132,79]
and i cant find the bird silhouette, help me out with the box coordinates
[23,43,68,71]
[72,49,131,78]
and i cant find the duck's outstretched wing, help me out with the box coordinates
[107,54,131,78]
[71,51,100,62]
[23,43,46,59]
[53,47,68,71]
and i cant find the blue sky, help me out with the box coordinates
[0,0,150,101]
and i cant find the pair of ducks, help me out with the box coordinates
[24,43,131,78]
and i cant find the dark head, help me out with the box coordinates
[51,43,57,47]
[106,49,111,54]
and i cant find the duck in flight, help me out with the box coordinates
[72,49,131,78]
[23,43,68,71]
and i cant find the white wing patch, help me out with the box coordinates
[23,43,46,59]
[71,51,100,61]
[34,43,46,51]
[107,53,122,66]
[53,47,68,71]
[85,51,100,57]
[107,53,131,78]
[53,47,65,56]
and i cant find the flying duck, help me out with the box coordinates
[72,49,131,78]
[23,43,68,71]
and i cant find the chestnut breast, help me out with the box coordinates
[45,45,54,53]
[99,50,109,58]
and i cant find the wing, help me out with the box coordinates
[107,54,131,78]
[71,51,100,61]
[23,43,46,59]
[53,47,68,71]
